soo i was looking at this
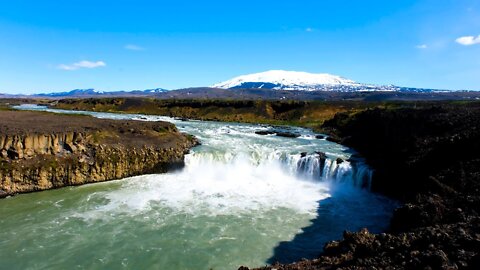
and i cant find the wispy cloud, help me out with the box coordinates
[455,35,480,46]
[416,44,428,49]
[125,44,145,51]
[58,60,106,71]
[305,28,313,32]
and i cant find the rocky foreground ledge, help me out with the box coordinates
[0,110,198,198]
[243,103,480,270]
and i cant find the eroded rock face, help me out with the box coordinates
[0,140,197,195]
[0,142,197,194]
[0,111,199,196]
[0,132,87,159]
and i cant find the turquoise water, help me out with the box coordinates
[0,105,397,269]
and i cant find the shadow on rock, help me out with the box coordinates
[267,186,396,265]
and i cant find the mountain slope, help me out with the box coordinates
[212,70,399,92]
[35,88,169,97]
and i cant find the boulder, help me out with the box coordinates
[255,130,275,135]
[7,149,21,159]
[276,132,300,138]
[316,151,327,160]
[316,151,328,173]
[64,142,77,153]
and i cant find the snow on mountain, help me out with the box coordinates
[148,88,170,93]
[212,70,361,90]
[37,89,101,97]
[211,70,402,92]
[36,88,169,97]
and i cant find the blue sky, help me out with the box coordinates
[0,0,479,94]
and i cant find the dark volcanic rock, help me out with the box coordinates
[325,136,340,143]
[244,221,480,270]
[315,152,327,175]
[323,105,480,200]
[244,103,480,270]
[315,135,325,139]
[255,130,275,135]
[276,132,301,138]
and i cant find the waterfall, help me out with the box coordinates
[13,104,373,190]
[185,149,373,190]
[286,153,372,189]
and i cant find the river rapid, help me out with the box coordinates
[0,105,397,269]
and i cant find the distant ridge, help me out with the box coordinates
[2,70,477,99]
[35,88,169,98]
[212,70,443,92]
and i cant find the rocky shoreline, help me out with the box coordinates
[243,103,480,269]
[0,110,198,197]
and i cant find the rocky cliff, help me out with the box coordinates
[0,132,87,159]
[244,103,480,269]
[0,111,198,197]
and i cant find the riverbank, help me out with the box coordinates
[0,110,198,197]
[0,105,397,269]
[4,98,479,268]
[245,103,480,269]
[50,98,379,130]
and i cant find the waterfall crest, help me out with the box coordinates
[287,153,372,189]
[185,150,372,190]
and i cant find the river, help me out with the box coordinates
[0,105,397,269]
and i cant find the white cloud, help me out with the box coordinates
[455,35,480,46]
[58,60,106,71]
[305,28,313,32]
[416,44,428,49]
[125,44,145,51]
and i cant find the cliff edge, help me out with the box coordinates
[0,110,198,197]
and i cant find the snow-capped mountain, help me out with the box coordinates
[212,70,399,92]
[37,89,105,97]
[36,88,169,97]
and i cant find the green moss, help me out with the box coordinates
[0,160,13,172]
[152,126,170,133]
[90,131,119,144]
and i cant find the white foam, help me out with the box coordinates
[74,155,330,220]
